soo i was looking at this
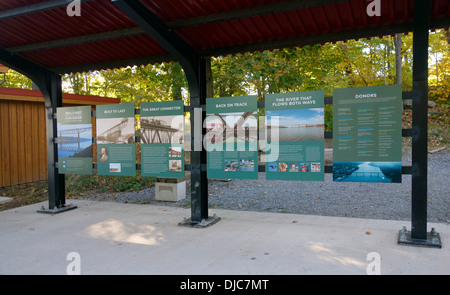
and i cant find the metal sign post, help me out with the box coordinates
[398,0,442,248]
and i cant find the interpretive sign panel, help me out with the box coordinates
[333,85,402,183]
[57,106,93,175]
[96,103,136,176]
[206,96,258,180]
[140,100,185,177]
[265,91,325,181]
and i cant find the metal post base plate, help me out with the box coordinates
[398,227,442,249]
[37,203,78,214]
[179,214,221,228]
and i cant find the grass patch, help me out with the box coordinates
[0,181,49,211]
[65,173,155,197]
[0,173,155,212]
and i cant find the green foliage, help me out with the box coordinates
[1,69,33,89]
[65,173,154,196]
[61,62,188,104]
[2,30,448,104]
[324,105,333,131]
[429,30,450,107]
[208,33,417,99]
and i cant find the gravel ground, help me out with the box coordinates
[81,149,449,223]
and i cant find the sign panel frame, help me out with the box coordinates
[140,100,185,178]
[265,90,325,181]
[206,96,259,180]
[333,85,403,183]
[57,105,93,175]
[96,103,136,176]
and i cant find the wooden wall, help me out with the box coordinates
[0,88,120,188]
[0,100,47,187]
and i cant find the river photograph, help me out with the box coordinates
[333,161,402,183]
[266,108,324,142]
[56,123,92,158]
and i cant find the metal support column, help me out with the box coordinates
[38,72,76,214]
[184,57,219,227]
[0,49,75,214]
[113,0,219,227]
[398,0,441,248]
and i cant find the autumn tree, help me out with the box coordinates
[2,29,448,107]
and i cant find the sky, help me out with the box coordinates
[266,108,324,127]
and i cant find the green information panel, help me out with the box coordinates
[265,91,325,181]
[206,96,258,180]
[96,103,136,176]
[57,106,93,175]
[140,100,185,178]
[333,85,402,183]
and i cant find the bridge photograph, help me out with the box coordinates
[96,117,135,144]
[205,111,258,144]
[266,108,324,142]
[56,123,92,158]
[140,115,184,144]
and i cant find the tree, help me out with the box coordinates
[1,69,33,89]
[394,34,403,85]
[3,30,448,107]
[429,29,450,106]
[62,62,188,105]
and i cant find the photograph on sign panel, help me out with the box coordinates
[333,161,402,183]
[169,160,182,172]
[206,112,257,144]
[140,115,184,144]
[97,117,135,144]
[266,109,324,142]
[57,123,93,158]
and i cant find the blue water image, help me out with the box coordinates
[57,123,92,158]
[333,161,402,183]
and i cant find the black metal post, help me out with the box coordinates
[411,4,429,240]
[398,0,441,248]
[189,57,211,223]
[113,0,219,227]
[40,72,69,212]
[0,49,74,213]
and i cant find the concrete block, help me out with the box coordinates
[0,197,13,205]
[155,181,186,202]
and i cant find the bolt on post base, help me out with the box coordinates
[37,203,78,215]
[179,214,221,228]
[398,226,442,249]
